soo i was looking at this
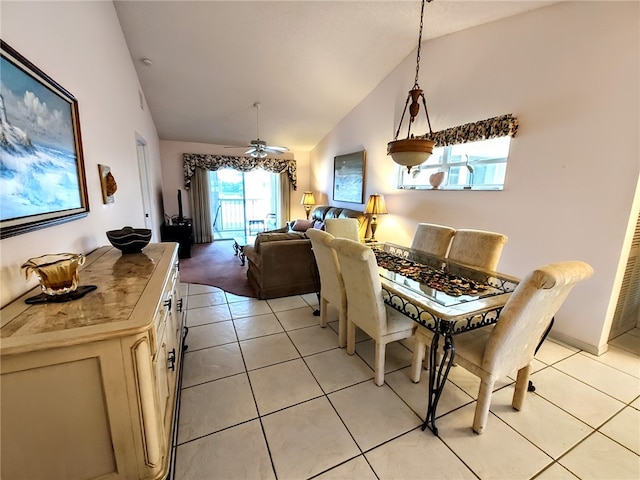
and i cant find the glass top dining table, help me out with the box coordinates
[372,243,520,434]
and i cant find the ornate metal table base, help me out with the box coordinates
[422,330,455,435]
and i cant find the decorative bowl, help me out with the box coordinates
[106,226,151,254]
[22,253,86,295]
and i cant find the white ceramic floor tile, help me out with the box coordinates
[239,332,300,370]
[181,343,245,388]
[314,456,377,480]
[225,291,253,304]
[355,339,413,374]
[248,358,324,415]
[534,463,580,480]
[588,346,640,379]
[186,320,237,351]
[187,284,224,296]
[490,386,593,458]
[185,304,231,326]
[178,373,257,443]
[232,313,283,340]
[288,324,339,356]
[329,382,422,452]
[175,420,275,480]
[186,291,227,308]
[305,348,373,393]
[275,306,319,330]
[610,332,640,356]
[530,367,626,428]
[300,292,319,309]
[559,432,640,479]
[267,295,308,312]
[535,339,579,365]
[554,353,640,403]
[436,403,553,480]
[366,428,476,479]
[261,397,360,479]
[385,366,474,420]
[228,298,272,318]
[631,396,640,409]
[599,406,640,455]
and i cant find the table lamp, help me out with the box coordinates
[301,191,316,220]
[364,194,387,242]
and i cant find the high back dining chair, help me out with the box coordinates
[453,260,593,434]
[331,238,415,386]
[411,228,508,381]
[410,223,456,257]
[447,228,508,271]
[325,218,360,241]
[306,229,348,348]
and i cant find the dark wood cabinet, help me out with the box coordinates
[160,220,193,259]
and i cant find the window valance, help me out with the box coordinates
[183,154,297,190]
[419,114,518,147]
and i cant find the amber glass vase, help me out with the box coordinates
[21,253,86,296]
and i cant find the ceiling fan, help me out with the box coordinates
[229,102,289,158]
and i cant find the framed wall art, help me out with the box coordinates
[0,40,89,239]
[333,150,365,204]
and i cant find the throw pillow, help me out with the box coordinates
[292,219,314,232]
[313,220,325,230]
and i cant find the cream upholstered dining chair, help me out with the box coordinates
[411,228,508,382]
[447,228,508,272]
[452,260,593,434]
[306,229,348,348]
[410,223,456,257]
[325,218,360,242]
[331,238,415,386]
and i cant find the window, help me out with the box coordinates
[397,136,512,190]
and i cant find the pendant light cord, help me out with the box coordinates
[414,0,429,89]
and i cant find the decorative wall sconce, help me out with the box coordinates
[301,191,316,220]
[98,164,117,204]
[364,194,388,242]
[387,0,436,173]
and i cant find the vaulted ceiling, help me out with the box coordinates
[114,1,555,153]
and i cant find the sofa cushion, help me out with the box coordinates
[292,219,314,232]
[254,231,306,252]
[313,220,325,230]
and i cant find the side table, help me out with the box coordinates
[161,220,193,258]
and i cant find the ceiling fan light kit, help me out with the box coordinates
[244,102,289,158]
[388,0,436,173]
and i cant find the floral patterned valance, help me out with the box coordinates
[419,114,518,147]
[183,154,297,190]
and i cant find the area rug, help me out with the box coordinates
[178,240,256,298]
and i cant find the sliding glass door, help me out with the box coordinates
[209,168,279,238]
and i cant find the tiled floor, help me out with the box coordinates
[174,283,640,479]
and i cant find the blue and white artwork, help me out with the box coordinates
[0,54,82,223]
[333,151,365,204]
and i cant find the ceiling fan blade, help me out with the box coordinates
[245,147,257,155]
[266,146,289,153]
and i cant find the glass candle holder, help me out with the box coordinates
[22,253,86,296]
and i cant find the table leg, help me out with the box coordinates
[422,329,455,436]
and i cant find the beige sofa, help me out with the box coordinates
[243,206,366,299]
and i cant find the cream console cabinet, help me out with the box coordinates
[0,243,186,480]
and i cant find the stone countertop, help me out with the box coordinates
[0,243,179,356]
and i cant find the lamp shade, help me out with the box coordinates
[387,138,435,171]
[364,194,388,215]
[301,191,316,206]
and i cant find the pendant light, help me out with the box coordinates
[387,0,435,173]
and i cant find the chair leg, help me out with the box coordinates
[512,364,531,411]
[346,320,356,355]
[338,307,347,349]
[374,341,386,386]
[319,297,328,327]
[410,337,426,383]
[473,377,496,434]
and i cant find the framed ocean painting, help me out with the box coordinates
[0,41,89,239]
[333,150,365,204]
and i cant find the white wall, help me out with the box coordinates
[159,140,311,221]
[1,1,163,307]
[311,1,640,353]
